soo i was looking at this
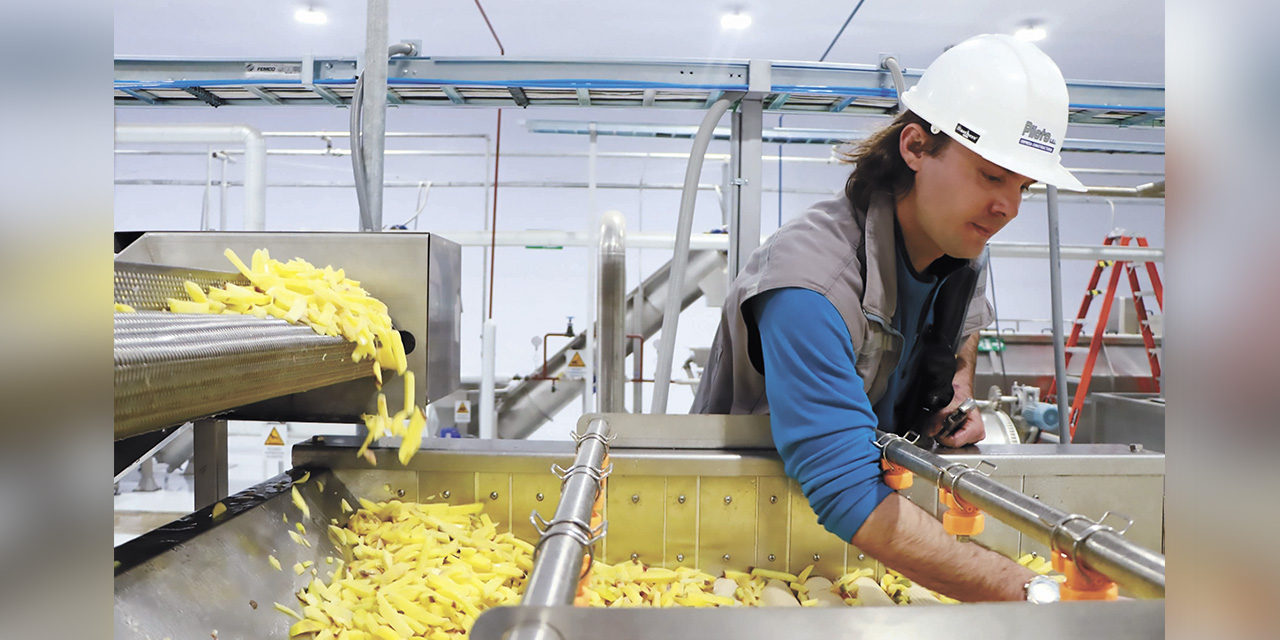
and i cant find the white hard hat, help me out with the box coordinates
[901,34,1086,192]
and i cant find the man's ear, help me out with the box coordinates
[900,123,927,172]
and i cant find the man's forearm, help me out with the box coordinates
[851,492,1034,602]
[953,332,980,397]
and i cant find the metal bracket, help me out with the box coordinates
[874,431,920,452]
[550,462,614,487]
[1043,509,1133,577]
[530,510,606,540]
[1098,510,1134,536]
[530,513,608,580]
[569,429,616,448]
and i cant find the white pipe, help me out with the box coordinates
[480,320,497,439]
[115,124,267,230]
[218,153,229,231]
[426,230,1165,262]
[582,124,599,415]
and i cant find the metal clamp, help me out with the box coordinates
[940,463,991,511]
[529,510,606,540]
[550,462,614,487]
[530,515,608,580]
[937,462,968,488]
[1067,511,1131,572]
[874,430,919,452]
[570,429,616,448]
[1098,510,1134,536]
[1069,522,1115,570]
[1045,513,1095,558]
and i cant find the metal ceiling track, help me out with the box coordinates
[114,57,1164,127]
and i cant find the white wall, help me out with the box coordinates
[114,106,1164,440]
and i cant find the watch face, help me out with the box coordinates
[1027,579,1060,603]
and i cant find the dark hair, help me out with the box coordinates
[841,110,951,211]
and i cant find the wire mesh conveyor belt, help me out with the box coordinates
[114,311,371,439]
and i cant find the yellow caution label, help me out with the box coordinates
[265,426,285,446]
[568,352,585,368]
[456,402,469,414]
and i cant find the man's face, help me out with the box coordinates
[910,139,1034,259]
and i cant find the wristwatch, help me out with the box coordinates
[1024,575,1061,604]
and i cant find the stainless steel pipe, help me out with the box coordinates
[877,432,1165,598]
[598,212,627,413]
[513,418,612,640]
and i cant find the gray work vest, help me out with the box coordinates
[690,191,994,415]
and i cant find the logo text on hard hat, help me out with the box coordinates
[954,123,981,144]
[1019,120,1057,153]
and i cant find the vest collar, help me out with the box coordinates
[861,191,898,321]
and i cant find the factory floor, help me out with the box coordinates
[113,422,355,546]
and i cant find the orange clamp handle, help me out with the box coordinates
[939,487,984,536]
[1052,551,1118,601]
[880,459,913,490]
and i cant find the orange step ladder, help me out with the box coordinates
[1044,233,1163,439]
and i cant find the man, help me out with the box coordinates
[691,34,1086,602]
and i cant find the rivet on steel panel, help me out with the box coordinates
[723,554,731,562]
[442,490,451,499]
[769,495,777,504]
[767,554,776,562]
[490,491,499,500]
[857,554,865,561]
[724,495,732,505]
[813,553,821,562]
[536,493,545,501]
[678,495,686,504]
[631,553,638,561]
[677,554,684,562]
[631,494,640,504]
[397,489,405,497]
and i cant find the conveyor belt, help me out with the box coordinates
[114,311,370,439]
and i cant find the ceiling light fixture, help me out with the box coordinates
[1014,23,1047,42]
[294,6,329,25]
[721,11,752,30]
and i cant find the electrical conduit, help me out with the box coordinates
[650,92,744,414]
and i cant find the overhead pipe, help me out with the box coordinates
[1046,185,1072,439]
[115,124,266,230]
[497,250,727,439]
[650,92,744,414]
[598,211,627,412]
[414,230,1165,262]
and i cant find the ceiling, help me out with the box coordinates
[114,0,1164,84]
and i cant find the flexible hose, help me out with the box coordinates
[882,56,907,114]
[649,92,744,413]
[351,42,418,232]
[350,73,372,231]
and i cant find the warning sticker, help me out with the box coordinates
[566,350,587,380]
[454,400,472,424]
[264,426,286,446]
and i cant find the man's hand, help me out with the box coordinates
[925,332,984,447]
[929,397,985,447]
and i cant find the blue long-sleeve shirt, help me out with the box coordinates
[751,288,895,542]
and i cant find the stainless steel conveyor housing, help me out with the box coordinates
[114,414,1165,639]
[113,231,462,438]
